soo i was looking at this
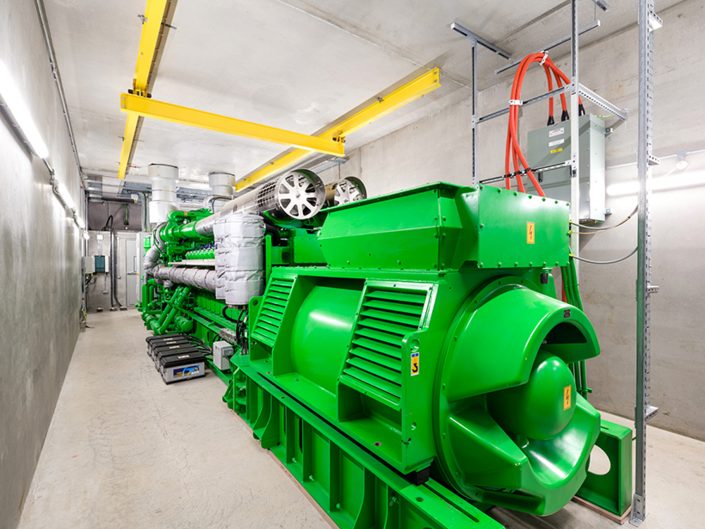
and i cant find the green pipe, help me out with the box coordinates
[562,258,590,397]
[150,287,190,334]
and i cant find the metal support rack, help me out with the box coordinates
[631,0,661,524]
[451,0,627,271]
[452,0,652,523]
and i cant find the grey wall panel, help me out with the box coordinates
[0,1,82,528]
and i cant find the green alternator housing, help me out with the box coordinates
[236,183,602,516]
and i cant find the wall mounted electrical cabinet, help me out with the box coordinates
[527,114,606,222]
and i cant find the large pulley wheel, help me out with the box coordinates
[275,169,325,219]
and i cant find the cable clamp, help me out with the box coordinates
[509,99,523,106]
[539,52,549,66]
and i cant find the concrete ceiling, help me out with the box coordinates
[44,0,681,194]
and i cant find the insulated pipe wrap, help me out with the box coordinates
[143,245,160,274]
[213,213,265,305]
[152,265,217,293]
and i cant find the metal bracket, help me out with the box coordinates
[645,405,659,421]
[450,21,511,59]
[578,84,628,121]
[496,21,601,75]
[631,493,645,526]
[648,12,663,31]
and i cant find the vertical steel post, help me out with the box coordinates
[570,0,581,276]
[471,43,478,185]
[631,0,657,524]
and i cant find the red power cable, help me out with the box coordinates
[504,53,584,196]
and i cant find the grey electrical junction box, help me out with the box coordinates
[526,114,606,222]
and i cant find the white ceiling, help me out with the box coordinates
[44,0,681,193]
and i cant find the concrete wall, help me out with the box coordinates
[320,0,705,440]
[0,2,83,528]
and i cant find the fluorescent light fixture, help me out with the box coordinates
[0,59,49,159]
[607,170,705,197]
[56,181,75,212]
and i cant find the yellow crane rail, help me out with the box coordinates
[118,0,171,180]
[235,67,441,191]
[120,94,345,157]
[117,3,441,185]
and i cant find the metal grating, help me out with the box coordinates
[340,287,427,410]
[251,277,295,347]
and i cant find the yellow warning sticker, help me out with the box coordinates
[550,147,564,154]
[526,222,535,244]
[410,352,420,376]
[563,385,572,410]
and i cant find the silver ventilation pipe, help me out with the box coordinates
[148,164,178,225]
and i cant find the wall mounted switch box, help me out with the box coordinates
[94,254,107,273]
[527,114,606,222]
[84,256,95,274]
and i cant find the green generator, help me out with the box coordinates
[139,174,631,528]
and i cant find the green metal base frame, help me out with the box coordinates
[229,358,503,529]
[576,419,633,517]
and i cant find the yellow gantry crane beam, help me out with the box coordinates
[120,94,345,157]
[118,7,440,185]
[118,0,171,180]
[235,67,441,191]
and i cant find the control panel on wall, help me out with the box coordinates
[94,254,108,273]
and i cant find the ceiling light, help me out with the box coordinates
[0,59,49,159]
[607,170,705,197]
[675,154,689,171]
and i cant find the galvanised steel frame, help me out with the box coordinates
[632,0,662,524]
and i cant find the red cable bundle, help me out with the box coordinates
[504,53,584,196]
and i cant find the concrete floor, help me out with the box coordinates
[17,310,705,529]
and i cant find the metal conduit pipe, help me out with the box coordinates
[87,194,138,204]
[135,191,150,232]
[152,265,217,293]
[35,0,84,184]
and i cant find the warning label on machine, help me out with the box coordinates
[526,222,535,244]
[563,386,572,410]
[410,351,420,376]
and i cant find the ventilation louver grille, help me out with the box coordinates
[340,287,427,410]
[251,277,294,347]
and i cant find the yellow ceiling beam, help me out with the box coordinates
[120,94,345,157]
[118,0,170,180]
[235,67,441,192]
[117,112,139,183]
[133,0,169,94]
